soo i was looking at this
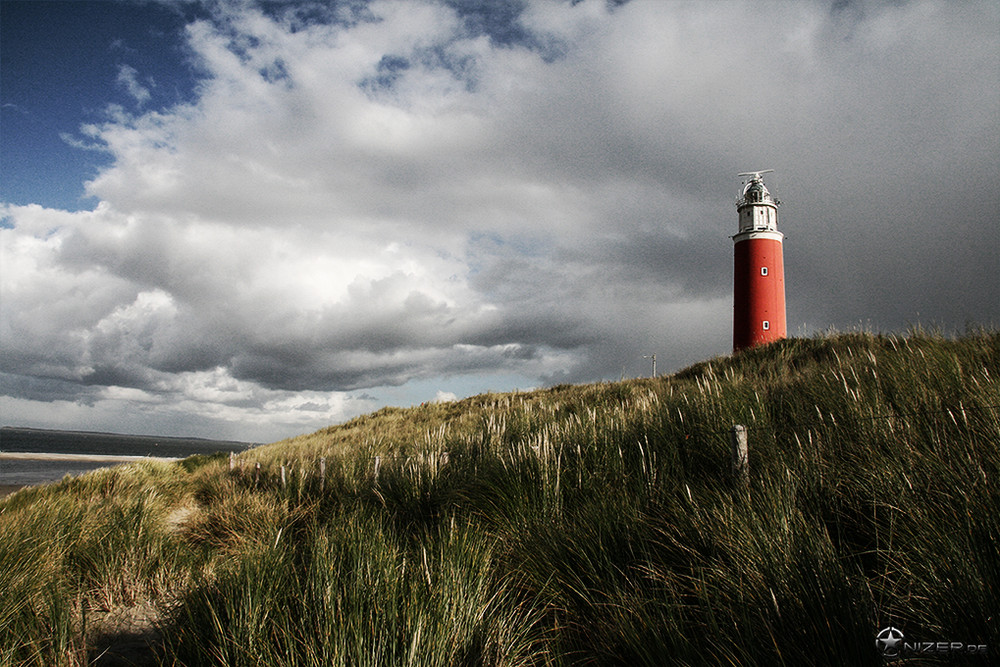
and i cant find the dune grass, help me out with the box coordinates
[1,329,997,665]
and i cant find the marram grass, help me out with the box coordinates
[1,330,997,665]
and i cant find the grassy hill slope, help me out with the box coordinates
[2,330,998,665]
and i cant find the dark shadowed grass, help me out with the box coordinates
[2,329,997,665]
[169,509,545,666]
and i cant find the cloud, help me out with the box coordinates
[116,64,152,105]
[433,390,457,403]
[2,0,997,440]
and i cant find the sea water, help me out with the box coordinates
[0,428,255,488]
[1,458,129,487]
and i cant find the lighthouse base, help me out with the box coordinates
[733,236,786,351]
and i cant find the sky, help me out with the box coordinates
[1,0,998,443]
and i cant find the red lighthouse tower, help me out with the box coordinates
[733,170,786,351]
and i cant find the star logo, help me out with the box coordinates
[876,626,904,658]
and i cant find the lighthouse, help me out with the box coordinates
[733,170,786,351]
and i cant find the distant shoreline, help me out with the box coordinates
[1,427,254,498]
[1,425,254,447]
[0,452,180,463]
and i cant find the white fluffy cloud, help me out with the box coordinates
[2,0,997,441]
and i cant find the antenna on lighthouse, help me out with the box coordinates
[737,169,774,181]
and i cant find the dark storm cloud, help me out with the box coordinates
[0,373,101,405]
[564,232,731,299]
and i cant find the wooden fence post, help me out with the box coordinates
[730,424,749,485]
[319,457,326,493]
[229,451,235,471]
[281,465,287,490]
